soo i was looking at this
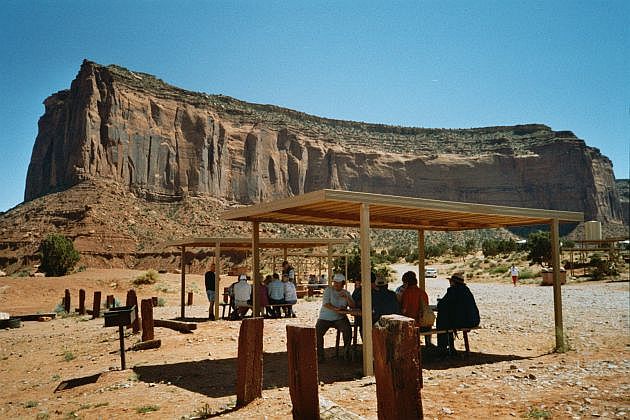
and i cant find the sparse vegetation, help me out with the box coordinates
[39,233,80,276]
[525,407,551,419]
[63,351,75,362]
[23,401,38,408]
[135,405,159,414]
[133,269,160,285]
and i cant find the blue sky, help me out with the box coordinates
[1,1,628,212]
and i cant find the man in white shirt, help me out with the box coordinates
[509,265,520,286]
[233,274,252,318]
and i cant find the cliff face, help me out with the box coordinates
[25,60,625,224]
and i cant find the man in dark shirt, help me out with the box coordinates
[205,263,216,321]
[436,272,480,354]
[372,275,400,324]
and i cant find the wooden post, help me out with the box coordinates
[141,299,154,342]
[417,229,426,291]
[92,291,101,319]
[373,315,423,420]
[78,289,86,315]
[126,290,140,333]
[327,244,333,286]
[152,296,158,306]
[360,203,374,376]
[106,295,115,308]
[64,289,71,313]
[236,318,264,407]
[181,245,186,319]
[214,243,222,320]
[286,326,319,420]
[187,291,193,306]
[252,221,261,317]
[551,219,565,352]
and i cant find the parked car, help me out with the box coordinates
[425,267,438,278]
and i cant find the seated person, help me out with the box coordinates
[372,275,400,324]
[400,271,433,345]
[436,272,480,354]
[308,274,317,285]
[267,272,285,318]
[283,274,298,318]
[315,273,355,361]
[232,274,252,319]
[318,274,328,289]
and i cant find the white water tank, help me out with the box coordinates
[584,221,602,241]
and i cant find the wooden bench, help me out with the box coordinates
[218,302,296,320]
[418,326,481,355]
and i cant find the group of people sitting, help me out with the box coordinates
[226,261,298,319]
[316,270,480,361]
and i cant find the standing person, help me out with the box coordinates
[282,260,296,283]
[204,263,216,321]
[267,272,285,318]
[283,274,298,317]
[315,273,355,362]
[509,264,520,286]
[436,272,480,355]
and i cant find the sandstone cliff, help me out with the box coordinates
[25,60,625,224]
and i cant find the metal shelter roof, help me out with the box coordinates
[222,189,584,229]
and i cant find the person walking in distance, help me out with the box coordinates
[509,264,520,286]
[205,263,217,320]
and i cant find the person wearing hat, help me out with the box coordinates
[372,274,400,324]
[232,274,253,319]
[315,273,355,362]
[436,272,480,355]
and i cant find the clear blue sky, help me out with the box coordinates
[1,1,628,212]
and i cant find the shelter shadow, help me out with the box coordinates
[133,348,363,398]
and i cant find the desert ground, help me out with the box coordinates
[0,264,628,419]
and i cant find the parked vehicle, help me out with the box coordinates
[425,267,438,278]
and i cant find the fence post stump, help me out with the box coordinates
[141,299,154,342]
[63,289,71,313]
[106,295,115,308]
[286,326,319,420]
[78,289,86,315]
[373,314,423,420]
[236,318,264,407]
[187,291,193,306]
[151,296,158,307]
[126,290,140,333]
[92,291,101,319]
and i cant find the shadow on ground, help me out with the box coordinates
[133,345,531,399]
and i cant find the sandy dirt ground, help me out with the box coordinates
[0,265,628,419]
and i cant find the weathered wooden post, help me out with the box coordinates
[373,314,423,420]
[92,291,101,318]
[106,294,115,308]
[286,326,319,420]
[151,296,158,307]
[141,299,154,342]
[187,291,193,306]
[236,318,264,407]
[78,289,86,315]
[126,290,140,333]
[63,289,71,313]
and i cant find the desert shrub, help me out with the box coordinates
[39,234,80,277]
[527,231,552,266]
[489,265,509,275]
[404,249,419,263]
[519,268,537,279]
[425,242,448,258]
[156,297,166,307]
[133,269,159,285]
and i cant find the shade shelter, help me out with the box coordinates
[165,237,351,319]
[222,189,584,376]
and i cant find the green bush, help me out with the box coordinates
[527,231,552,266]
[489,265,509,275]
[519,268,537,279]
[39,234,80,277]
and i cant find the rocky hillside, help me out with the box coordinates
[2,60,627,273]
[26,60,624,223]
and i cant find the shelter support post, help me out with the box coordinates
[327,244,333,285]
[417,229,425,291]
[551,219,565,352]
[360,203,374,376]
[252,222,261,317]
[215,242,222,320]
[180,246,186,319]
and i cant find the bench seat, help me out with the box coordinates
[418,326,481,354]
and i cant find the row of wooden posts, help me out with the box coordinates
[238,315,423,420]
[60,288,186,344]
